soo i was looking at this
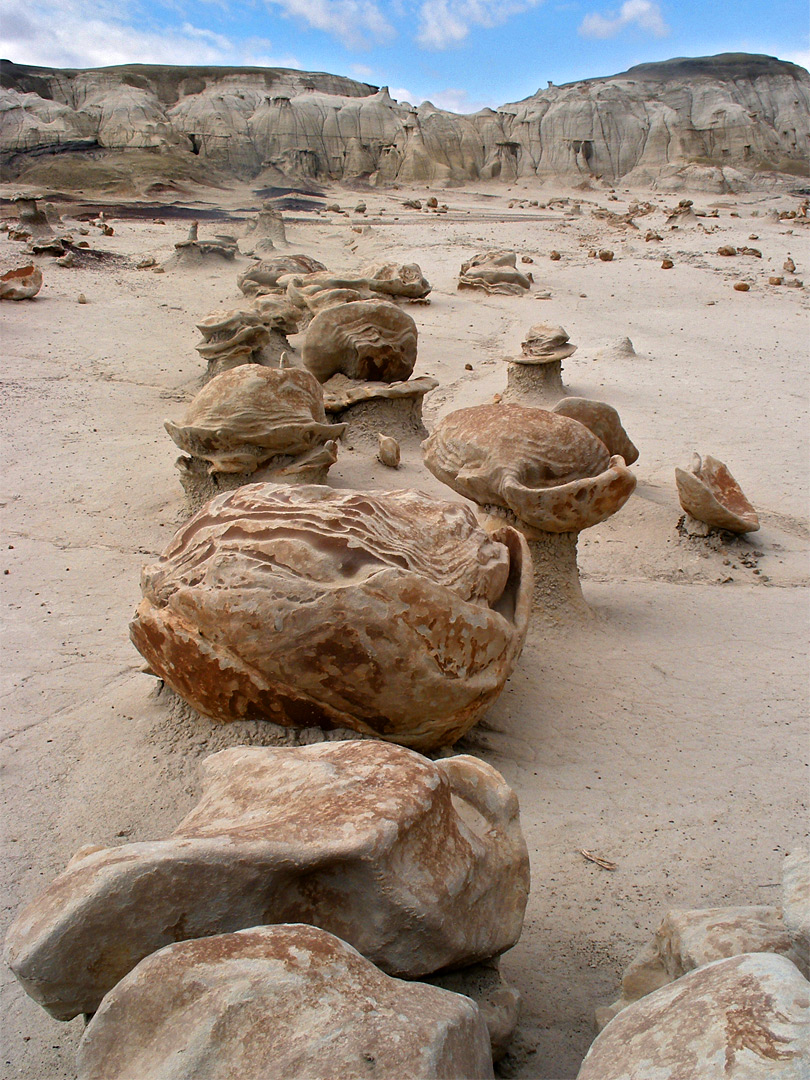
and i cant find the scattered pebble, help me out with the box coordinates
[549,251,561,261]
[598,249,614,261]
[77,293,88,303]
[733,282,750,292]
[661,258,674,269]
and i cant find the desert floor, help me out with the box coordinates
[1,176,808,1079]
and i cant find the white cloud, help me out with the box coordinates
[426,88,493,112]
[351,63,376,77]
[1,0,238,67]
[579,0,669,39]
[416,0,541,50]
[264,0,395,49]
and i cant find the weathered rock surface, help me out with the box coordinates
[0,264,42,300]
[194,307,286,378]
[3,55,806,187]
[168,221,237,265]
[6,740,530,1019]
[76,924,496,1080]
[552,397,639,464]
[237,254,327,296]
[578,953,810,1080]
[675,452,760,533]
[165,366,345,504]
[502,324,576,402]
[423,403,636,535]
[303,299,418,383]
[782,849,810,977]
[459,251,531,295]
[129,484,531,746]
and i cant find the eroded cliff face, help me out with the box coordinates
[1,54,808,188]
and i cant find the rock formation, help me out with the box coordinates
[0,264,43,300]
[75,924,496,1080]
[578,954,810,1080]
[237,254,326,296]
[129,484,531,747]
[675,452,760,533]
[194,307,295,379]
[303,299,417,383]
[164,365,346,508]
[3,55,807,189]
[422,403,636,615]
[552,398,639,464]
[459,251,531,295]
[167,221,237,265]
[5,740,530,1019]
[502,324,577,402]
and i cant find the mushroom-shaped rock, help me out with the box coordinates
[552,397,639,464]
[129,484,531,746]
[502,324,577,403]
[423,403,636,616]
[320,372,439,443]
[459,251,531,295]
[11,193,52,237]
[0,264,43,300]
[6,739,530,1019]
[243,202,287,246]
[169,221,238,266]
[675,453,759,534]
[577,954,810,1080]
[165,366,346,510]
[303,299,417,383]
[195,307,293,380]
[237,254,326,296]
[76,925,496,1080]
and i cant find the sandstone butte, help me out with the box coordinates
[1,54,808,191]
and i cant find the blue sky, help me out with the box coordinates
[3,0,809,111]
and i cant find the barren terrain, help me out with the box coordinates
[1,177,808,1079]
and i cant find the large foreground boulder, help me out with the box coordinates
[578,953,810,1080]
[76,924,496,1080]
[129,484,531,747]
[5,740,530,1019]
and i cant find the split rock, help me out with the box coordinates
[675,452,759,533]
[6,739,530,1018]
[129,484,531,746]
[76,924,495,1080]
[0,264,42,300]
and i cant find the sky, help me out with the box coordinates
[2,0,809,112]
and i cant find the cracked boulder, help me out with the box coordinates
[5,740,530,1020]
[129,484,531,746]
[76,924,496,1080]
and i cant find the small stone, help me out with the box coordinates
[56,252,75,267]
[733,282,750,292]
[354,202,366,214]
[549,251,561,261]
[77,293,88,304]
[784,256,796,272]
[598,249,614,261]
[465,363,473,370]
[377,433,401,468]
[426,196,438,208]
[769,276,784,285]
[153,266,165,274]
[748,234,759,239]
[136,257,157,269]
[521,255,534,263]
[661,259,674,269]
[717,245,736,256]
[645,230,663,241]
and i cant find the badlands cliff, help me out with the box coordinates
[1,53,808,189]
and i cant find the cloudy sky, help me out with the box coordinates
[3,0,808,111]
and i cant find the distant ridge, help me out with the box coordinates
[1,53,807,191]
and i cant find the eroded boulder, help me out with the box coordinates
[552,397,639,464]
[458,251,531,295]
[303,299,418,383]
[76,925,496,1080]
[237,254,327,296]
[165,366,346,509]
[6,740,530,1019]
[0,264,42,300]
[578,953,810,1080]
[129,484,531,746]
[195,307,292,379]
[502,324,577,402]
[675,452,759,533]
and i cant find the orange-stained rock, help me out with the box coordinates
[129,484,530,744]
[303,299,418,383]
[6,741,530,1019]
[578,954,810,1080]
[675,453,759,533]
[422,403,636,535]
[76,925,495,1080]
[0,264,42,300]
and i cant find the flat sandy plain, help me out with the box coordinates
[1,176,808,1079]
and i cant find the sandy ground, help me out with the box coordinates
[1,176,808,1079]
